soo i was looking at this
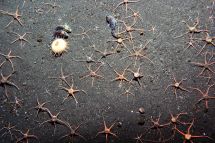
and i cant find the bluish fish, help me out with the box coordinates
[106,15,118,38]
[106,15,117,31]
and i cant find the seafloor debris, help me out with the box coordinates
[53,24,71,39]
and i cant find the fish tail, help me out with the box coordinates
[111,30,119,38]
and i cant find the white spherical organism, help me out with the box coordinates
[51,38,68,56]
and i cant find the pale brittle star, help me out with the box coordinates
[165,73,190,98]
[59,78,87,104]
[0,50,22,72]
[96,117,117,143]
[174,119,214,143]
[0,5,23,28]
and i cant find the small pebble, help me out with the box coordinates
[37,38,42,42]
[139,107,145,114]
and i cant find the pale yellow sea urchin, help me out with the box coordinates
[51,38,68,56]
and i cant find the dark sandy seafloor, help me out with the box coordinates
[0,0,215,143]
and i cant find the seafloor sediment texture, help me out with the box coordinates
[0,0,215,143]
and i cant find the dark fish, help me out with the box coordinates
[111,30,119,39]
[106,15,117,31]
[106,15,119,38]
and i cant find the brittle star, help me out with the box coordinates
[121,40,154,66]
[0,72,19,99]
[15,129,38,143]
[191,84,215,111]
[190,51,215,77]
[10,32,31,48]
[0,50,22,72]
[113,0,140,16]
[59,78,87,104]
[79,63,104,87]
[0,5,23,28]
[174,17,208,39]
[96,117,117,143]
[174,119,214,143]
[165,73,190,98]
